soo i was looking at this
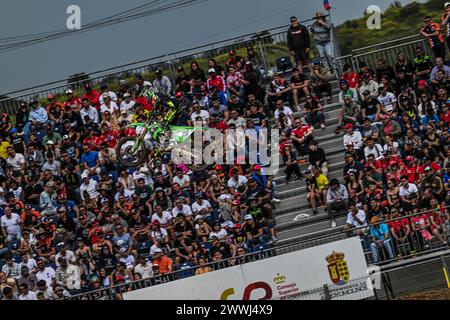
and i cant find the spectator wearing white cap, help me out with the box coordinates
[63,89,82,112]
[172,198,193,219]
[120,92,135,113]
[79,173,99,202]
[100,92,119,117]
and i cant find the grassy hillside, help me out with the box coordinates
[336,0,446,54]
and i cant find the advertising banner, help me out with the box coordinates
[123,237,373,300]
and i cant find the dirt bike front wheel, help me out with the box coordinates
[116,137,148,168]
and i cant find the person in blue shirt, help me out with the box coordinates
[112,224,134,257]
[80,144,100,176]
[369,216,395,263]
[28,100,49,125]
[252,165,280,203]
[25,99,49,143]
[421,108,440,127]
[56,195,79,220]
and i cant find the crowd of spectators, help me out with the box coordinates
[3,8,450,300]
[0,28,315,299]
[321,11,450,264]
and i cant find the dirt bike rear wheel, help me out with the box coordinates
[116,137,148,168]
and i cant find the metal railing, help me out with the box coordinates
[0,22,437,117]
[0,15,346,116]
[0,18,311,114]
[67,233,346,300]
[65,205,450,300]
[348,206,450,267]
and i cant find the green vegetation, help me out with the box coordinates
[336,0,447,55]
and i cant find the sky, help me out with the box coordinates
[0,0,423,94]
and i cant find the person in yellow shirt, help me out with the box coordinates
[0,136,11,159]
[313,166,329,209]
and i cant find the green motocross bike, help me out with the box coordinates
[116,91,209,171]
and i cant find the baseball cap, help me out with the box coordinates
[102,92,109,98]
[253,164,261,171]
[63,135,69,140]
[10,128,17,134]
[418,80,427,87]
[339,79,348,85]
[175,91,183,98]
[118,247,127,254]
[48,95,55,100]
[215,164,223,171]
[445,2,450,8]
[400,95,409,102]
[65,89,73,94]
[46,140,55,145]
[244,214,253,220]
[344,123,354,130]
[424,166,432,172]
[154,248,163,253]
[208,68,216,74]
[195,192,204,198]
[123,93,131,98]
[405,156,414,162]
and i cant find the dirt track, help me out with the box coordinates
[397,288,450,300]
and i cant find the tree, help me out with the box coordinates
[392,1,402,9]
[252,31,274,44]
[67,72,90,90]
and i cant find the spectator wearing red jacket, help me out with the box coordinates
[63,89,82,112]
[341,64,359,89]
[207,68,227,106]
[99,123,119,149]
[82,129,102,151]
[82,83,101,109]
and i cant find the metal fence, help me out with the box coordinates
[0,14,345,116]
[350,33,434,74]
[67,233,346,300]
[65,205,450,300]
[352,206,450,267]
[373,254,450,300]
[0,19,302,115]
[0,21,437,117]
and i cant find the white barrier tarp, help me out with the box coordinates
[123,237,373,300]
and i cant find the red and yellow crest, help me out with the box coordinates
[326,251,350,285]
